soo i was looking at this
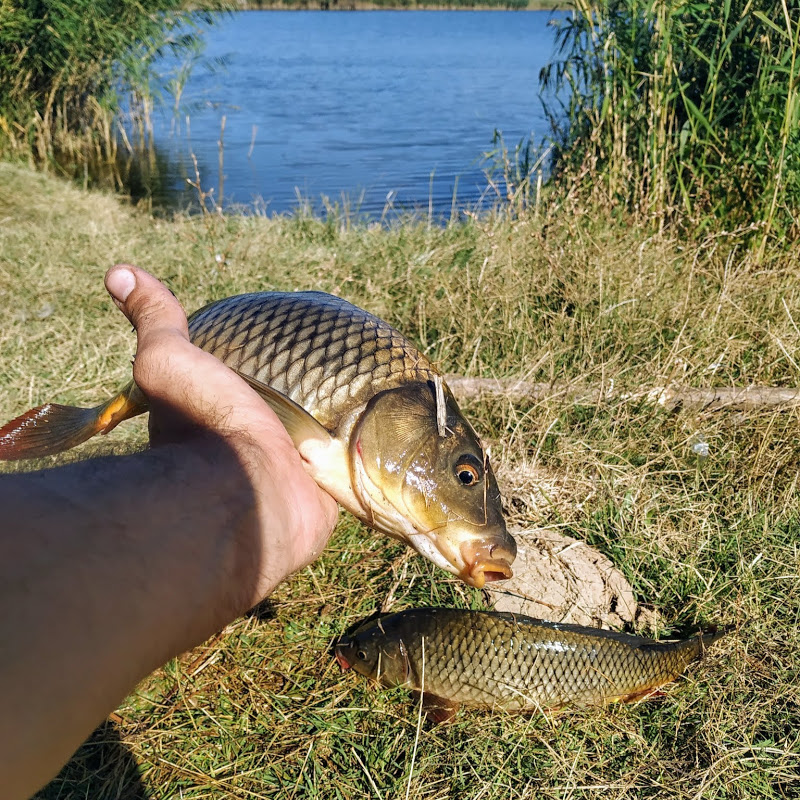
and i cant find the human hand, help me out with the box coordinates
[104,265,339,607]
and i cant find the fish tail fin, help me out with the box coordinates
[665,625,729,675]
[0,380,147,460]
[696,625,730,655]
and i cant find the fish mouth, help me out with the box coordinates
[459,540,515,589]
[335,646,352,671]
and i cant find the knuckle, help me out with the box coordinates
[134,295,171,329]
[132,343,170,391]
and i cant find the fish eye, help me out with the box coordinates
[454,454,483,486]
[356,649,368,661]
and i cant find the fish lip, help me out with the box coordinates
[461,559,514,589]
[334,647,352,671]
[459,540,515,589]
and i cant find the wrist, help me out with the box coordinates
[150,434,268,638]
[166,431,310,629]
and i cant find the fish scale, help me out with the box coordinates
[337,608,723,712]
[189,291,437,429]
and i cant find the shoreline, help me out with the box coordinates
[217,1,565,10]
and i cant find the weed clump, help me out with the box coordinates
[0,0,211,170]
[544,0,800,247]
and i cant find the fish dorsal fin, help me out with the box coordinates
[234,369,332,447]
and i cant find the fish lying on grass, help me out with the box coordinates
[336,608,724,720]
[0,291,516,587]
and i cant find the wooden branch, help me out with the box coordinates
[444,375,800,412]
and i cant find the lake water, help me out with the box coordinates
[139,10,564,217]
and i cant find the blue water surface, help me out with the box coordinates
[147,10,565,217]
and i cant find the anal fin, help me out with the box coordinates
[0,380,147,460]
[619,686,669,704]
[415,692,458,724]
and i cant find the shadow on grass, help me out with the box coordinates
[245,596,277,623]
[34,720,150,800]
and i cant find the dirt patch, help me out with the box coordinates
[485,526,659,632]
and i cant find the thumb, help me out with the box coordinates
[105,264,190,343]
[105,264,198,442]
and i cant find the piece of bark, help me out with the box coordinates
[485,527,658,632]
[652,385,800,411]
[446,375,800,413]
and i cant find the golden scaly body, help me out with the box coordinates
[337,608,722,713]
[189,291,437,431]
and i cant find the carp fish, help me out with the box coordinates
[335,608,723,720]
[0,291,516,587]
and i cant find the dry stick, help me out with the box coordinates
[444,375,800,413]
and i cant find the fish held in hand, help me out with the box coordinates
[0,291,515,587]
[336,608,724,720]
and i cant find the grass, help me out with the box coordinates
[0,0,213,199]
[1,161,799,797]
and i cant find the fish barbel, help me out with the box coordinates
[0,291,516,587]
[336,608,723,719]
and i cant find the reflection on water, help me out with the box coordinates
[117,10,564,218]
[121,141,216,213]
[62,143,203,213]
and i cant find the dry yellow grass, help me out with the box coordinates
[1,162,798,798]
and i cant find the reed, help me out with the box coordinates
[0,0,213,175]
[543,0,800,246]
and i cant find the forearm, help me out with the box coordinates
[0,264,338,798]
[0,436,266,799]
